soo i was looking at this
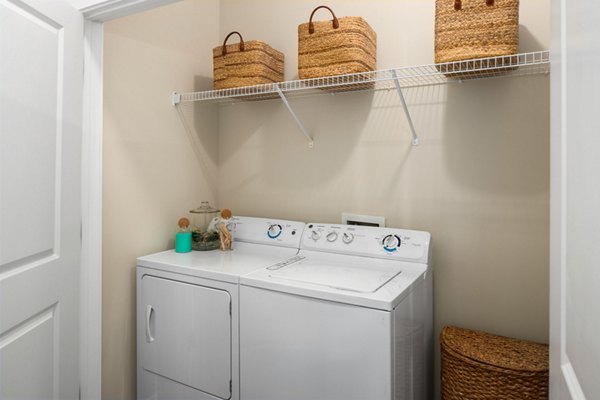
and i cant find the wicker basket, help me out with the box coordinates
[435,0,519,77]
[298,5,376,80]
[441,326,549,400]
[213,31,284,90]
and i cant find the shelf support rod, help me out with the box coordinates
[391,71,419,146]
[275,85,314,148]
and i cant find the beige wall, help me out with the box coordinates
[102,1,219,398]
[217,0,550,394]
[103,0,549,398]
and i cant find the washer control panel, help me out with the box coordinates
[301,223,430,262]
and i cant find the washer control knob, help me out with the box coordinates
[311,230,321,241]
[342,232,354,244]
[382,234,402,252]
[267,224,283,239]
[326,231,338,242]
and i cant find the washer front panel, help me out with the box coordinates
[240,285,392,400]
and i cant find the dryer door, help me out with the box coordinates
[141,276,231,399]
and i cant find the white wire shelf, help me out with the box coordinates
[172,50,550,147]
[173,51,549,104]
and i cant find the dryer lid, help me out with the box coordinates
[266,256,402,293]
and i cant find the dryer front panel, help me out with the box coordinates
[141,275,231,399]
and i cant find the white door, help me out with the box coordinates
[0,1,83,399]
[550,0,600,399]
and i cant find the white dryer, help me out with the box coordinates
[136,216,305,400]
[239,223,433,400]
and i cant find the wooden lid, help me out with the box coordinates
[441,326,549,373]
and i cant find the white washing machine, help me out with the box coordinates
[136,216,305,400]
[239,223,433,400]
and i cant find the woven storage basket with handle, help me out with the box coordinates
[441,326,549,400]
[435,0,519,77]
[213,31,284,90]
[298,5,376,80]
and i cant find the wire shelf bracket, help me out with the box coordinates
[392,70,419,146]
[275,85,314,148]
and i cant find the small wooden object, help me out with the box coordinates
[178,217,190,230]
[219,209,233,251]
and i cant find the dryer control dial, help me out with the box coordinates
[382,234,402,252]
[267,224,283,239]
[342,232,354,244]
[326,231,338,242]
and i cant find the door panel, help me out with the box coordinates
[551,0,600,399]
[0,0,61,267]
[0,0,82,399]
[0,306,56,399]
[562,0,600,396]
[141,276,232,400]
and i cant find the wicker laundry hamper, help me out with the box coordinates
[441,326,549,400]
[435,0,519,77]
[213,31,284,90]
[298,5,376,83]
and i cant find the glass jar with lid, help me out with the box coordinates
[189,201,220,251]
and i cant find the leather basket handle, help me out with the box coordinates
[455,0,494,10]
[308,5,340,34]
[221,31,244,56]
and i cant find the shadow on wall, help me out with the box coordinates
[217,89,375,191]
[261,90,375,187]
[365,84,447,209]
[519,25,544,53]
[442,75,549,196]
[174,76,219,196]
[215,79,454,222]
[441,24,548,195]
[193,75,219,169]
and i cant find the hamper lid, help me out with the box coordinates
[441,326,549,373]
